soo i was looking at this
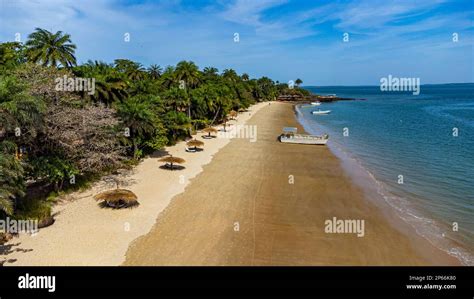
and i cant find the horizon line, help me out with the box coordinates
[302,82,474,88]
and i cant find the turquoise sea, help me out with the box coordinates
[299,84,474,265]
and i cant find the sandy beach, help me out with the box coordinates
[124,102,459,266]
[1,102,268,266]
[1,101,459,266]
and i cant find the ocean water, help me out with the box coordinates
[298,84,474,265]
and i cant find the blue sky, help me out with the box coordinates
[0,0,473,85]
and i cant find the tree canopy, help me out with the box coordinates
[0,28,308,224]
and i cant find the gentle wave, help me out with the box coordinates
[295,104,474,265]
[423,105,474,127]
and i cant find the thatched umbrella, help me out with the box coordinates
[186,139,204,151]
[228,110,238,120]
[93,189,139,209]
[158,155,185,170]
[202,127,218,137]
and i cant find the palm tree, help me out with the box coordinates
[25,28,76,68]
[0,77,40,214]
[163,87,189,112]
[162,110,192,143]
[114,59,137,73]
[127,63,146,81]
[0,42,25,70]
[114,59,146,81]
[160,66,176,89]
[222,69,239,83]
[0,76,44,139]
[0,141,25,215]
[0,196,13,215]
[295,78,303,86]
[192,83,232,123]
[241,73,250,81]
[117,97,157,159]
[175,61,201,89]
[147,64,162,80]
[93,79,128,107]
[257,76,277,100]
[74,61,128,107]
[202,67,219,80]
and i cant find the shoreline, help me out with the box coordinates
[1,101,460,266]
[294,104,465,265]
[124,102,458,265]
[1,102,268,266]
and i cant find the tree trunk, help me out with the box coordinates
[187,105,192,136]
[133,139,138,160]
[210,106,221,126]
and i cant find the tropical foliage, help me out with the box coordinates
[0,28,307,226]
[25,28,77,68]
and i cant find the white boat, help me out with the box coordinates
[312,109,331,115]
[311,101,321,106]
[279,127,329,145]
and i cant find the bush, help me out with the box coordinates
[14,198,52,221]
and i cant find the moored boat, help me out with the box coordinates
[279,127,329,145]
[312,109,331,115]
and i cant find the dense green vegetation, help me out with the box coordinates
[0,28,308,227]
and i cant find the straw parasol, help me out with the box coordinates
[158,155,185,170]
[228,110,238,119]
[93,189,139,209]
[186,139,204,151]
[202,127,218,137]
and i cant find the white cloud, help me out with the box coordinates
[220,0,288,26]
[0,0,472,84]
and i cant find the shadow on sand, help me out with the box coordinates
[97,201,140,209]
[0,240,34,265]
[158,164,186,171]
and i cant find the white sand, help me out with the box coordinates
[2,102,268,266]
